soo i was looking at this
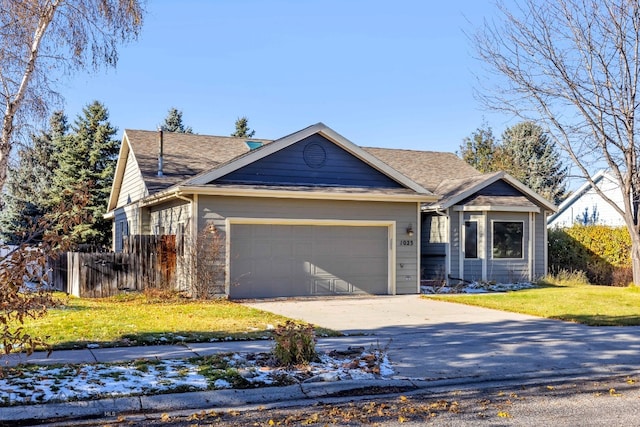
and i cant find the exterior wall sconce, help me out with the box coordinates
[406,224,414,236]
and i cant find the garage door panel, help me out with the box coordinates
[230,224,389,298]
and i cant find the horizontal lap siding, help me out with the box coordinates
[150,201,190,235]
[217,134,403,188]
[535,212,546,278]
[117,150,147,208]
[421,213,447,280]
[113,206,141,252]
[199,196,420,294]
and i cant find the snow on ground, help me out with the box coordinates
[0,348,393,406]
[420,281,536,294]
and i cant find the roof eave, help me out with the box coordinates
[139,185,436,207]
[433,172,557,212]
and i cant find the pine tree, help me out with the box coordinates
[161,107,193,133]
[0,112,68,244]
[51,101,119,247]
[231,116,255,138]
[500,122,567,205]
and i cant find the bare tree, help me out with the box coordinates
[474,0,640,284]
[179,222,226,299]
[0,0,145,192]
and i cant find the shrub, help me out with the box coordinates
[612,266,633,287]
[548,225,631,285]
[272,321,317,366]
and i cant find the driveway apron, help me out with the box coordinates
[244,295,640,381]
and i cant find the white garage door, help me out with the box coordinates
[229,224,389,299]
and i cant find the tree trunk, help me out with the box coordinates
[630,230,640,286]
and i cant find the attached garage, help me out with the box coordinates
[229,222,391,299]
[109,123,434,299]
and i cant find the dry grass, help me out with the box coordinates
[21,292,338,349]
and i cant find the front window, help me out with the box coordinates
[493,221,523,259]
[464,221,478,259]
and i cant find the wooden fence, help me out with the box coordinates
[51,235,177,298]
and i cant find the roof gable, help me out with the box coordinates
[107,132,144,212]
[214,133,405,188]
[186,123,431,194]
[427,172,557,212]
[548,170,618,223]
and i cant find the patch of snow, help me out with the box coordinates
[213,379,232,389]
[0,347,394,407]
[86,344,100,349]
[421,281,536,294]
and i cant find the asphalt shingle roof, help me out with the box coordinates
[362,147,482,192]
[124,130,500,204]
[125,130,271,193]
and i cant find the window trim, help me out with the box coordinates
[463,220,478,259]
[491,220,524,260]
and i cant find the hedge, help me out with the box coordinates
[548,225,632,286]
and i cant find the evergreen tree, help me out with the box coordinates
[0,112,68,244]
[231,116,255,138]
[460,121,567,205]
[501,122,567,205]
[161,107,193,133]
[459,124,499,173]
[51,101,119,247]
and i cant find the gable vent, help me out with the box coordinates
[245,141,263,150]
[303,143,327,168]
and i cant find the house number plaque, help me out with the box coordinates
[400,240,414,246]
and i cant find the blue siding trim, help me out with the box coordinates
[216,134,404,188]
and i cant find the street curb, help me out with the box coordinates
[2,367,639,424]
[0,396,141,425]
[0,380,417,424]
[139,385,306,412]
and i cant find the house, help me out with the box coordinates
[106,123,556,298]
[547,170,626,228]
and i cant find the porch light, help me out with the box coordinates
[406,224,414,236]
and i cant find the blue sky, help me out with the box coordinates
[61,0,511,152]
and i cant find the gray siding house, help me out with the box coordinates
[106,123,556,298]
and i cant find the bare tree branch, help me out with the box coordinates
[0,0,145,193]
[474,0,640,283]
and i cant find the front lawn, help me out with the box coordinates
[21,293,338,350]
[426,280,640,326]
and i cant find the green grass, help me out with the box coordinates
[21,293,338,350]
[426,279,640,326]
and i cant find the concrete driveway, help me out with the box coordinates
[244,295,640,381]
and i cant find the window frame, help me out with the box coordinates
[463,220,478,259]
[491,220,524,259]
